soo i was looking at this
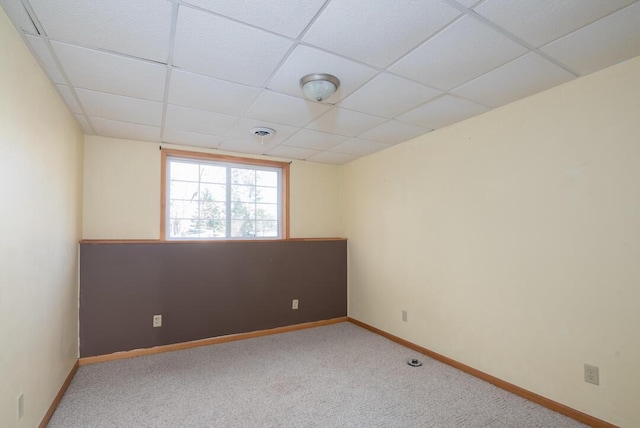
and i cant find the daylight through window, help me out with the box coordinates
[162,149,289,240]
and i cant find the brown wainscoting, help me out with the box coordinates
[79,317,347,365]
[348,318,617,428]
[80,239,347,357]
[38,360,79,428]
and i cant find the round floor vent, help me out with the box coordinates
[407,358,423,367]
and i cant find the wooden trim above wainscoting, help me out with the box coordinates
[348,317,618,428]
[79,317,347,365]
[79,238,346,244]
[38,360,79,428]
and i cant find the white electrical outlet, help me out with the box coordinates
[402,310,408,322]
[292,299,299,310]
[17,393,24,420]
[153,314,162,327]
[584,364,599,385]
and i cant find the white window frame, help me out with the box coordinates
[161,149,290,241]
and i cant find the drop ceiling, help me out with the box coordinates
[2,0,639,164]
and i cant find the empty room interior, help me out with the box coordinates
[1,0,639,427]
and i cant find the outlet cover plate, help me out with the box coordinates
[584,363,599,385]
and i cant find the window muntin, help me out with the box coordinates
[162,150,289,240]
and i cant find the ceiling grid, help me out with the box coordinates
[1,0,638,164]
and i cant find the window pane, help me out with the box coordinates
[168,219,192,238]
[256,170,278,187]
[231,168,255,185]
[170,181,199,201]
[231,184,256,202]
[170,161,199,181]
[231,202,255,219]
[256,220,278,237]
[189,201,226,237]
[200,183,226,202]
[186,219,207,236]
[170,200,198,219]
[200,225,225,238]
[199,200,226,221]
[231,219,255,238]
[256,203,277,220]
[257,186,278,204]
[200,165,226,184]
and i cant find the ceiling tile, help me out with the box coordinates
[165,104,239,136]
[74,115,93,134]
[169,70,261,115]
[283,129,348,151]
[162,128,223,149]
[302,0,460,67]
[330,138,390,157]
[306,108,386,137]
[456,0,483,7]
[452,53,576,108]
[0,0,38,34]
[390,15,528,90]
[305,151,355,165]
[90,117,161,142]
[266,45,379,102]
[181,0,325,38]
[217,138,278,156]
[227,118,299,145]
[55,85,82,115]
[338,73,441,118]
[475,0,637,47]
[76,89,163,126]
[541,2,640,75]
[25,36,65,84]
[51,42,167,101]
[29,0,173,62]
[266,145,321,160]
[244,91,331,127]
[397,95,490,129]
[173,6,293,86]
[358,120,431,145]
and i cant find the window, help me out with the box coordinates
[161,149,289,240]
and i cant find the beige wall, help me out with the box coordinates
[82,137,161,239]
[82,136,342,239]
[342,56,640,427]
[0,9,84,428]
[289,160,342,237]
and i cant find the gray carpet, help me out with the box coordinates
[49,322,586,427]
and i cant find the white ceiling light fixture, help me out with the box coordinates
[249,127,276,145]
[300,73,340,102]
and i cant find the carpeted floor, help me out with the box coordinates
[49,322,586,427]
